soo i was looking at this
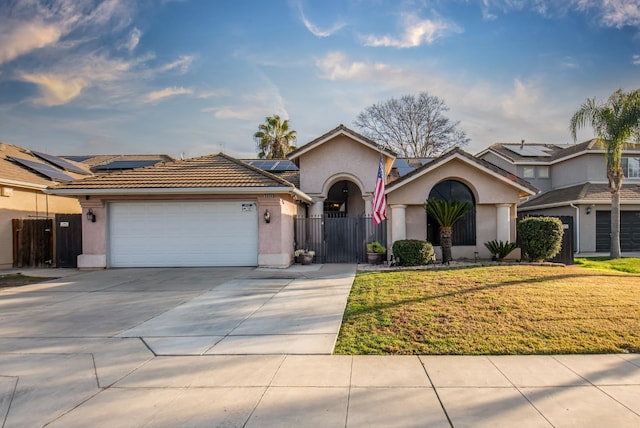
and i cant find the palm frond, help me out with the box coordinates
[424,199,471,227]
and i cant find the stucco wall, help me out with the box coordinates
[298,135,383,196]
[478,152,516,174]
[552,153,607,188]
[0,186,80,269]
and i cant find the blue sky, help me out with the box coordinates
[1,0,639,159]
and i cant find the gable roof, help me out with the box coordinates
[0,142,91,189]
[519,182,640,210]
[287,124,397,161]
[62,154,174,172]
[47,152,312,201]
[479,139,640,165]
[386,147,538,197]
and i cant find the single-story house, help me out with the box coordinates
[48,125,538,268]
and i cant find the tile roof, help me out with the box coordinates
[484,139,640,164]
[519,182,640,209]
[0,142,91,188]
[287,124,397,160]
[49,152,299,191]
[387,147,538,195]
[64,154,175,169]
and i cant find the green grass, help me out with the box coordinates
[335,265,640,355]
[574,257,640,274]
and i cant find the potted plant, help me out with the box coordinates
[366,241,386,264]
[294,249,315,265]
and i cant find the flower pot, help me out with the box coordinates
[301,254,314,265]
[367,252,384,265]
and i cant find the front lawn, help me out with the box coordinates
[334,265,640,355]
[0,273,52,288]
[575,257,640,274]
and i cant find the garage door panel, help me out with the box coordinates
[595,210,640,252]
[109,201,258,267]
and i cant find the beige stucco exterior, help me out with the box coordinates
[387,156,529,259]
[0,183,80,269]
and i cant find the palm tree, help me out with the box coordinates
[254,115,297,159]
[424,198,471,264]
[570,88,640,259]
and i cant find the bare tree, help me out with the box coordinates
[354,92,469,157]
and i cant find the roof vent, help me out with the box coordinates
[520,139,525,149]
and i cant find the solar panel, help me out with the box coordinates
[271,160,298,171]
[10,157,75,182]
[95,160,159,170]
[62,155,93,162]
[503,145,552,157]
[33,151,91,175]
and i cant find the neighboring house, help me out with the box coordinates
[48,124,537,268]
[62,154,174,173]
[0,143,90,269]
[477,139,640,253]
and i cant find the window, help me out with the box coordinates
[623,157,640,178]
[427,180,476,245]
[537,166,549,178]
[523,166,535,178]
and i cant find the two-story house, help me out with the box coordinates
[478,139,640,254]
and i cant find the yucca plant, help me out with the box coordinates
[424,198,471,264]
[484,240,517,261]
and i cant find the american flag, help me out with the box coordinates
[372,155,387,225]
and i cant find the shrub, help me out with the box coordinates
[366,241,386,253]
[484,240,517,261]
[392,239,435,266]
[517,217,564,262]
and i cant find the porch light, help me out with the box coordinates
[264,209,271,223]
[586,206,592,215]
[86,208,96,223]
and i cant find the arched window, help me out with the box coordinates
[427,180,476,245]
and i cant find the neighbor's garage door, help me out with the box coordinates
[108,201,258,267]
[595,210,640,252]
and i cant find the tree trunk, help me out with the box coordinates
[610,190,622,259]
[440,226,453,264]
[608,166,623,259]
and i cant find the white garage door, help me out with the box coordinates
[108,200,258,267]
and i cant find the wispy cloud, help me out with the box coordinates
[124,27,142,52]
[160,55,195,73]
[363,13,462,48]
[0,20,63,64]
[633,54,640,65]
[18,73,86,106]
[144,86,194,103]
[316,51,409,84]
[298,4,345,37]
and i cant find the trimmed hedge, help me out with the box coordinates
[517,216,564,262]
[392,239,435,266]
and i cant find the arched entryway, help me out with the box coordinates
[427,179,476,245]
[323,180,364,217]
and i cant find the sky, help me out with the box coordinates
[1,0,639,159]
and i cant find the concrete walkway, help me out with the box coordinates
[0,265,639,427]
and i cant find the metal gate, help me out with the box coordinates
[294,215,387,263]
[517,214,574,265]
[55,214,82,268]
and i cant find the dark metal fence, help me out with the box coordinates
[294,215,387,263]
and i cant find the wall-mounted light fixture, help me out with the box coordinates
[264,209,271,223]
[586,206,592,215]
[86,208,96,223]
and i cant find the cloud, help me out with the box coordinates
[18,73,86,106]
[298,6,345,37]
[160,55,194,73]
[144,86,194,103]
[0,20,63,64]
[363,13,462,48]
[633,54,640,65]
[124,27,142,52]
[316,51,410,85]
[203,90,287,121]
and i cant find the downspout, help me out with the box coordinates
[569,203,579,255]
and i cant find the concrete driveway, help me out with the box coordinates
[1,265,640,427]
